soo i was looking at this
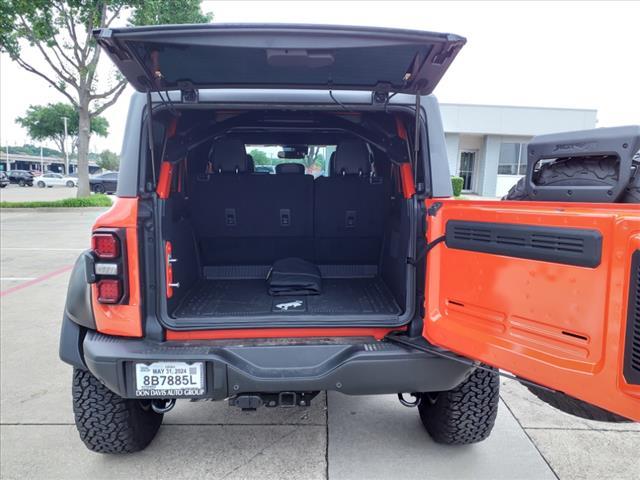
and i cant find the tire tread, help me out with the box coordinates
[72,368,163,453]
[418,368,499,445]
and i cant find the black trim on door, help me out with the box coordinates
[623,250,640,385]
[445,220,602,268]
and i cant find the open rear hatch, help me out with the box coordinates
[94,23,465,95]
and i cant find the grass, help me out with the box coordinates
[0,194,113,208]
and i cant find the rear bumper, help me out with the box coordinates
[80,330,473,399]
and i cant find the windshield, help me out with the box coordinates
[246,145,336,178]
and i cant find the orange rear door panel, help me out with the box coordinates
[424,199,640,421]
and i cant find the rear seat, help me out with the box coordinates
[191,139,314,265]
[314,139,390,264]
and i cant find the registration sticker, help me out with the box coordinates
[135,362,205,397]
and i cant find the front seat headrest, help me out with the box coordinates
[333,139,371,176]
[246,154,255,173]
[275,163,305,174]
[328,151,336,176]
[209,138,249,173]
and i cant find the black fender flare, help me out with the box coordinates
[59,251,97,368]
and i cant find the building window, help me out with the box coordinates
[498,142,528,175]
[459,151,476,191]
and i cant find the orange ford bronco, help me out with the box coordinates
[59,24,640,453]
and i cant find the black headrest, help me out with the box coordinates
[246,154,255,173]
[276,163,305,174]
[333,139,371,176]
[328,151,336,176]
[209,138,249,173]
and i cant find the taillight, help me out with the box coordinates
[92,229,127,304]
[96,279,122,304]
[91,232,120,258]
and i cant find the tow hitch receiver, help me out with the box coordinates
[229,392,319,411]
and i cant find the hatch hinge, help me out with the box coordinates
[427,201,442,217]
[178,81,199,103]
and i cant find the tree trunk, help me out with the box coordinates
[76,98,91,198]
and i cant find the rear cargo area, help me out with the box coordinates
[175,268,401,319]
[156,112,415,328]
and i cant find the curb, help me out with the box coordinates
[0,207,110,213]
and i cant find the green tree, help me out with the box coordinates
[1,1,212,197]
[16,103,108,170]
[97,149,120,171]
[249,149,271,166]
[303,146,325,170]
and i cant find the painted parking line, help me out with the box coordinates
[0,265,73,297]
[1,277,37,281]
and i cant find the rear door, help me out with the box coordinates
[51,173,64,186]
[94,24,465,95]
[423,199,640,421]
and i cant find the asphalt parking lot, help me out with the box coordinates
[1,183,83,202]
[0,207,638,479]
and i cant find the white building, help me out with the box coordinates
[440,104,598,197]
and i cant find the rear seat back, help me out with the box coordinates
[314,139,390,264]
[190,139,313,264]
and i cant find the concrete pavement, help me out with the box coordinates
[0,183,85,202]
[0,208,637,479]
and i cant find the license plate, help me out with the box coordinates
[135,362,205,397]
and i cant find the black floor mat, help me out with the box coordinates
[173,277,401,318]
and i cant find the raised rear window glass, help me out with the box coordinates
[128,42,431,91]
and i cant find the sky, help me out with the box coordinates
[1,1,639,153]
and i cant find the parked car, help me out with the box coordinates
[35,172,77,188]
[7,170,34,186]
[0,171,9,188]
[59,23,640,455]
[254,165,276,174]
[89,172,118,193]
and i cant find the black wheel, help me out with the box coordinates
[72,368,163,453]
[418,367,499,445]
[93,183,105,194]
[18,179,26,187]
[37,180,45,188]
[0,184,6,188]
[503,157,637,422]
[503,156,640,203]
[66,180,75,187]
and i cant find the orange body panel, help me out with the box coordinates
[165,241,174,298]
[166,326,404,341]
[91,198,142,337]
[156,162,174,199]
[424,198,640,421]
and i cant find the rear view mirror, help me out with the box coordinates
[277,145,308,159]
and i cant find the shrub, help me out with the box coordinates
[0,194,113,208]
[451,176,464,197]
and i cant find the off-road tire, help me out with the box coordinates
[503,157,637,422]
[524,384,631,422]
[72,368,163,453]
[418,367,499,445]
[503,156,640,203]
[93,184,105,194]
